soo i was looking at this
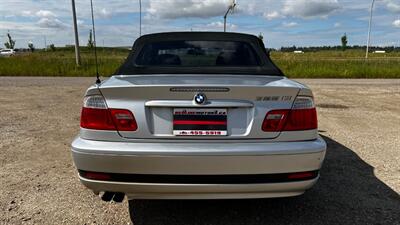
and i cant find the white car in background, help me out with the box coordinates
[0,49,15,57]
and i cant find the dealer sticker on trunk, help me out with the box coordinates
[173,108,227,136]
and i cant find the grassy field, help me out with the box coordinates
[0,47,128,77]
[0,48,399,78]
[271,50,400,78]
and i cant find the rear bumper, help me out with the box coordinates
[71,136,326,199]
[79,176,319,199]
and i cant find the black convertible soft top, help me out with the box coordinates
[116,32,284,76]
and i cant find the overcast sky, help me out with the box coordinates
[1,0,399,48]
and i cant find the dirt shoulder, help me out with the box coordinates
[0,77,399,224]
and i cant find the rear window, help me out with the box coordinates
[135,40,260,67]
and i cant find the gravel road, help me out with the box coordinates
[0,77,399,225]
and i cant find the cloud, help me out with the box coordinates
[148,0,232,19]
[35,10,57,18]
[385,0,400,13]
[393,19,400,28]
[0,21,38,32]
[37,18,67,29]
[283,0,340,18]
[28,9,68,29]
[334,22,341,28]
[1,0,399,49]
[282,21,298,28]
[19,10,58,19]
[98,8,112,18]
[76,19,88,28]
[21,10,33,17]
[206,21,237,29]
[263,11,283,20]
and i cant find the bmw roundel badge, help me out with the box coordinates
[194,93,207,105]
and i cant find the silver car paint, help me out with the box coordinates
[72,74,327,199]
[80,177,319,199]
[84,75,315,141]
[72,135,325,199]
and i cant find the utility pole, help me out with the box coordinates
[366,0,376,59]
[223,0,236,32]
[71,0,81,65]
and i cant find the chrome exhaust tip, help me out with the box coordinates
[100,191,114,202]
[99,191,125,203]
[113,192,125,203]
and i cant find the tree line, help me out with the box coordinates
[5,31,399,53]
[274,33,399,52]
[277,45,400,52]
[3,32,56,52]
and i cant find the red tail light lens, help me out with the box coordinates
[81,107,116,130]
[262,110,289,132]
[283,108,317,131]
[110,109,137,131]
[80,95,137,131]
[262,96,317,132]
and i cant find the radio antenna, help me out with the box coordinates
[139,0,142,36]
[90,0,101,84]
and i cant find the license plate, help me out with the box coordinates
[173,108,227,136]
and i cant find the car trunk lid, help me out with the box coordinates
[99,75,301,139]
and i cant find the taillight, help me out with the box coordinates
[262,96,317,132]
[81,107,116,130]
[262,110,289,132]
[283,108,317,131]
[80,95,137,131]
[109,109,137,131]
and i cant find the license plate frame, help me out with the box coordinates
[173,108,227,136]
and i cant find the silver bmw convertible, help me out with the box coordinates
[71,32,326,203]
